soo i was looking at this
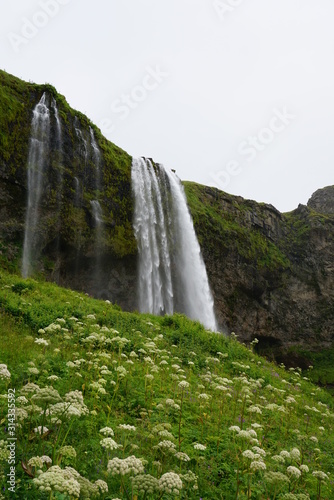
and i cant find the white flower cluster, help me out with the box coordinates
[156,440,177,453]
[100,438,122,451]
[312,470,329,481]
[34,426,49,435]
[35,338,49,346]
[250,460,266,471]
[118,424,136,432]
[107,455,144,476]
[32,387,62,405]
[99,426,114,436]
[131,474,159,494]
[159,472,183,495]
[193,443,206,451]
[33,466,80,497]
[64,390,85,405]
[175,452,190,462]
[158,430,175,440]
[0,364,11,380]
[44,323,62,333]
[28,456,45,469]
[47,394,89,419]
[287,466,301,478]
[165,399,180,410]
[264,471,289,485]
[95,479,108,494]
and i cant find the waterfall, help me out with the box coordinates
[22,93,50,278]
[89,128,104,288]
[52,98,62,149]
[51,98,63,279]
[74,120,88,165]
[90,199,103,286]
[132,157,217,331]
[74,177,81,207]
[89,126,102,190]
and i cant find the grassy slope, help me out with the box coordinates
[0,270,333,499]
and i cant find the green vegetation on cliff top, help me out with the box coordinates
[184,181,290,272]
[0,269,334,499]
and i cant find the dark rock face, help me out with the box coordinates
[0,70,333,359]
[183,183,334,356]
[308,186,334,215]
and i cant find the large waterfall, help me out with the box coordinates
[22,93,50,278]
[131,157,217,331]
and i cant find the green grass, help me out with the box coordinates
[0,269,334,499]
[184,182,290,272]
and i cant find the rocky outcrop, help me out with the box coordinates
[308,186,334,215]
[0,70,333,362]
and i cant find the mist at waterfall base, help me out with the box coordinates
[131,158,217,331]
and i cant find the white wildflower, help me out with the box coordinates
[100,438,122,451]
[159,472,183,495]
[99,427,114,437]
[107,455,144,476]
[312,471,329,481]
[287,466,301,478]
[250,461,266,471]
[194,443,206,451]
[118,424,136,432]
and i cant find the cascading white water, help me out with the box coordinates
[74,177,81,207]
[90,200,103,280]
[22,93,50,278]
[89,126,102,189]
[132,158,174,316]
[52,98,62,148]
[90,200,103,224]
[51,98,63,273]
[132,157,217,331]
[74,121,88,164]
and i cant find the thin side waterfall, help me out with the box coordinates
[22,93,50,278]
[132,157,217,331]
[89,128,104,287]
[74,177,81,207]
[90,126,101,190]
[52,98,62,150]
[90,200,103,285]
[74,120,88,165]
[51,98,63,278]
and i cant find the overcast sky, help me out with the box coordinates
[1,0,334,212]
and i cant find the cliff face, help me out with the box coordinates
[0,70,137,309]
[185,183,334,359]
[0,70,333,362]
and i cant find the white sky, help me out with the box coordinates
[1,0,334,212]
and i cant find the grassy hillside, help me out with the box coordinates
[0,270,333,499]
